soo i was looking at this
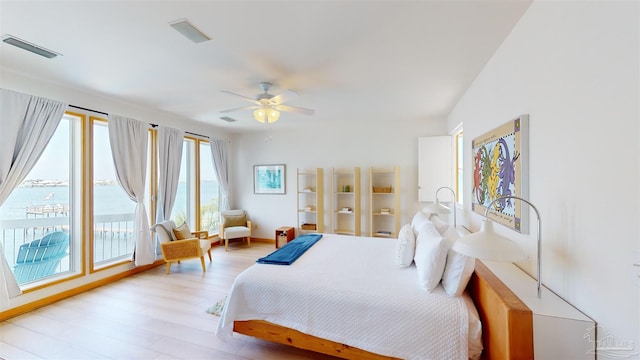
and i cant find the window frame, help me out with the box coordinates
[89,116,153,271]
[454,128,463,205]
[1,111,86,291]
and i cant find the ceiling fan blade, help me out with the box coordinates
[269,90,298,105]
[220,105,260,113]
[220,90,259,104]
[275,104,315,115]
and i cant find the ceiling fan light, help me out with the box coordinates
[253,109,266,123]
[267,109,280,123]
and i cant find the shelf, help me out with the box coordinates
[332,167,360,236]
[369,166,400,238]
[297,168,324,233]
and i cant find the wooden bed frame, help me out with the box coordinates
[233,260,533,359]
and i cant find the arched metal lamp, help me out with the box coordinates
[422,186,457,228]
[453,195,543,298]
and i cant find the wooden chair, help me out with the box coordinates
[151,220,212,274]
[220,210,252,251]
[14,231,69,284]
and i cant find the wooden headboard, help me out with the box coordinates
[469,260,534,360]
[234,259,534,359]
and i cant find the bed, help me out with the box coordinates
[216,228,533,359]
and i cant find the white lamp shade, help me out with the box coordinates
[267,108,280,123]
[453,220,527,262]
[422,201,450,215]
[254,107,280,123]
[253,108,266,123]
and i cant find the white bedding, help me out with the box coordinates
[216,233,479,360]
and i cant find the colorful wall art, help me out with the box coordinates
[472,115,529,233]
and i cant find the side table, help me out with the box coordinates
[275,226,295,248]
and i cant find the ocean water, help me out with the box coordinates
[0,181,219,220]
[1,184,129,220]
[1,181,219,268]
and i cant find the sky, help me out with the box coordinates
[27,115,216,182]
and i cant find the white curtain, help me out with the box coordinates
[107,114,153,266]
[0,89,67,308]
[156,126,184,223]
[210,138,230,211]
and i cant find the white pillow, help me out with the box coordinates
[413,222,449,292]
[429,214,449,236]
[442,226,459,246]
[395,224,416,267]
[441,227,475,297]
[410,211,430,237]
[442,249,475,297]
[464,294,484,360]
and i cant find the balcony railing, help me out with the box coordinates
[93,213,135,263]
[0,213,135,283]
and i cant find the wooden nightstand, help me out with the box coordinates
[275,226,295,248]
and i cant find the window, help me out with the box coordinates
[199,141,220,233]
[455,129,463,205]
[1,113,83,286]
[172,138,196,229]
[91,118,137,267]
[0,105,217,291]
[169,138,220,233]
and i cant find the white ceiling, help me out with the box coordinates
[0,1,531,134]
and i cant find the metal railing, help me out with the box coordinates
[0,213,136,282]
[93,213,135,263]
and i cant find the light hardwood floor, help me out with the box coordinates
[0,242,339,360]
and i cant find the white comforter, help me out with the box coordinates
[216,234,470,360]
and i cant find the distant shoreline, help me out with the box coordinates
[20,179,117,188]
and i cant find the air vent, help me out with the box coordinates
[1,34,61,58]
[169,19,211,43]
[220,117,237,123]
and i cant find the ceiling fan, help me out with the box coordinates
[220,82,315,124]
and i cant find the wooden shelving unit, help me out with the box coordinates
[369,166,400,238]
[331,167,361,236]
[297,168,324,234]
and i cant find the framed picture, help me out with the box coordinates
[254,164,286,194]
[472,115,529,233]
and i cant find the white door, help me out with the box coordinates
[418,136,453,202]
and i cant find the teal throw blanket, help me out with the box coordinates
[256,233,323,265]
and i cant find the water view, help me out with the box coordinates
[0,180,219,282]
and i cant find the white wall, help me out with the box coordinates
[231,118,449,239]
[448,1,639,352]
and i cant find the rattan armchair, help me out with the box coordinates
[151,220,212,274]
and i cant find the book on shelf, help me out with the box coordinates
[376,231,393,236]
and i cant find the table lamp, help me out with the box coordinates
[453,195,543,298]
[422,186,457,228]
